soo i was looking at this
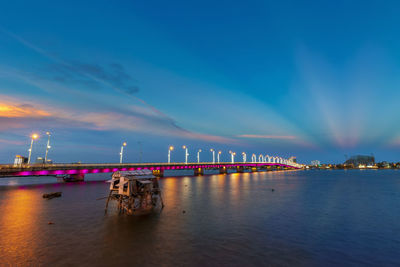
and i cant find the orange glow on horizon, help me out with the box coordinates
[0,103,50,118]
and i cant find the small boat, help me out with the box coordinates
[43,192,62,199]
[105,170,164,215]
[56,174,84,182]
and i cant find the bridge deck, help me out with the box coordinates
[0,162,300,177]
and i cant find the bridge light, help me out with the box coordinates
[197,149,202,163]
[183,146,189,164]
[168,146,174,163]
[27,133,39,164]
[229,151,236,163]
[45,131,52,164]
[242,152,246,163]
[210,149,215,164]
[120,142,127,164]
[217,150,221,163]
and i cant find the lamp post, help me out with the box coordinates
[210,149,215,163]
[229,151,236,163]
[168,146,174,163]
[182,145,189,164]
[217,151,221,163]
[119,142,127,164]
[259,154,263,163]
[44,132,51,163]
[252,154,256,163]
[242,152,246,163]
[28,133,39,164]
[197,149,202,163]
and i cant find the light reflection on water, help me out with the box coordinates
[0,170,400,266]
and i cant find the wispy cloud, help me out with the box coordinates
[0,28,174,122]
[237,134,297,140]
[0,138,24,145]
[39,62,139,95]
[0,95,233,143]
[0,103,50,118]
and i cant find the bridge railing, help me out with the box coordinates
[0,161,303,171]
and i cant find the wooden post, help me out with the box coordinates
[194,168,204,176]
[219,166,228,174]
[236,166,244,173]
[152,169,164,177]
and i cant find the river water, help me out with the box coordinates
[0,169,399,266]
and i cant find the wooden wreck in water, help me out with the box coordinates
[105,170,164,215]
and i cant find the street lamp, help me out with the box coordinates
[252,154,256,163]
[197,149,202,163]
[119,142,127,164]
[259,154,264,163]
[229,151,236,163]
[217,151,222,163]
[182,145,189,164]
[44,132,51,163]
[28,133,39,164]
[168,146,174,163]
[210,149,215,163]
[242,152,246,163]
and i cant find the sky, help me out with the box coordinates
[1,0,400,164]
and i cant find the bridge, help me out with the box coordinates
[0,160,303,180]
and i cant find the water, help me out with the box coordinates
[1,170,400,266]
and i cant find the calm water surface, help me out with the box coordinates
[1,170,400,266]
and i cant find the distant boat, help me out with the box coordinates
[56,174,84,182]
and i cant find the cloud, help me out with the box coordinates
[39,61,139,95]
[0,95,233,143]
[237,134,297,140]
[0,103,50,118]
[0,138,24,145]
[236,134,317,149]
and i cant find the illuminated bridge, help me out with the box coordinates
[0,160,303,180]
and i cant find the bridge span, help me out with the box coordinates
[0,161,302,179]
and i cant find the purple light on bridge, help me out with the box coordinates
[67,170,78,174]
[92,169,99,173]
[112,168,118,172]
[103,169,110,173]
[38,170,49,175]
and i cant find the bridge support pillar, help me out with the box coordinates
[194,168,204,176]
[152,169,164,178]
[236,166,244,173]
[251,167,258,172]
[219,167,228,174]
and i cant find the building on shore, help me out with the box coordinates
[344,155,375,167]
[311,160,320,166]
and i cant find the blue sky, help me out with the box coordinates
[1,0,400,164]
